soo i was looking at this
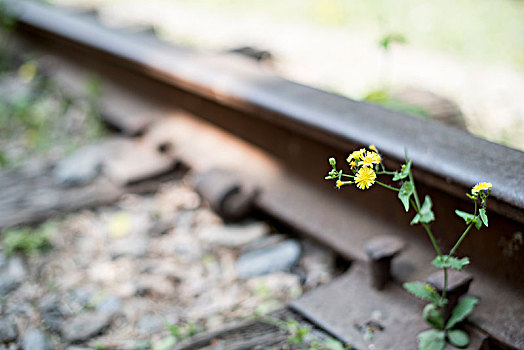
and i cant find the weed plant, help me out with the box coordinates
[326,146,491,350]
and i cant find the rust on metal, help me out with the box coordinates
[365,235,405,290]
[195,168,259,222]
[290,263,489,349]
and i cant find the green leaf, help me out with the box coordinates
[446,297,479,329]
[423,303,444,330]
[411,196,435,225]
[417,329,445,350]
[393,160,411,181]
[479,208,488,227]
[447,329,469,348]
[398,181,414,212]
[455,210,477,225]
[475,218,482,230]
[403,282,440,304]
[432,256,470,271]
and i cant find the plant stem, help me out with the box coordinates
[442,267,448,301]
[443,194,478,303]
[421,222,442,258]
[408,198,442,257]
[448,223,474,257]
[408,171,421,210]
[375,180,400,192]
[376,170,396,175]
[448,200,477,259]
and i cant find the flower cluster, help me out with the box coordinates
[325,145,382,190]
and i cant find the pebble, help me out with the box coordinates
[0,275,21,295]
[300,239,335,288]
[136,313,163,335]
[53,144,103,186]
[235,240,302,278]
[61,312,112,343]
[135,275,176,298]
[0,252,7,271]
[39,295,64,333]
[23,329,54,350]
[0,318,18,343]
[0,256,27,295]
[198,221,269,247]
[6,256,27,281]
[109,235,149,259]
[69,286,94,310]
[95,295,122,316]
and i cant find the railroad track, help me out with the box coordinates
[4,1,524,349]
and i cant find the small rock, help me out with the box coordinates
[0,318,18,343]
[300,240,335,288]
[61,312,112,343]
[0,255,27,294]
[241,234,287,253]
[235,240,301,278]
[23,329,54,350]
[6,255,27,281]
[135,275,175,298]
[0,275,21,295]
[199,221,269,247]
[39,295,64,333]
[109,235,149,259]
[69,286,94,309]
[0,252,7,271]
[136,313,163,335]
[53,144,103,186]
[96,295,122,316]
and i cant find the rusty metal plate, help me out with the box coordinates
[290,263,488,350]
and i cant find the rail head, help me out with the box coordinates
[10,0,524,223]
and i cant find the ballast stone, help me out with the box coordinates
[61,312,112,343]
[235,240,301,278]
[23,329,54,350]
[198,221,269,247]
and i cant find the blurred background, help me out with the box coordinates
[47,0,524,152]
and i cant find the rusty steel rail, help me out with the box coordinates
[7,1,524,348]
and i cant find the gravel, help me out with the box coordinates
[0,178,336,348]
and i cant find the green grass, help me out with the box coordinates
[2,222,55,256]
[0,59,105,168]
[363,88,431,118]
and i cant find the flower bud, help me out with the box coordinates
[329,157,336,168]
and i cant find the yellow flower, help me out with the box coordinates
[347,148,366,163]
[361,151,381,167]
[355,167,376,190]
[350,161,356,168]
[369,144,378,152]
[336,180,344,189]
[472,182,492,194]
